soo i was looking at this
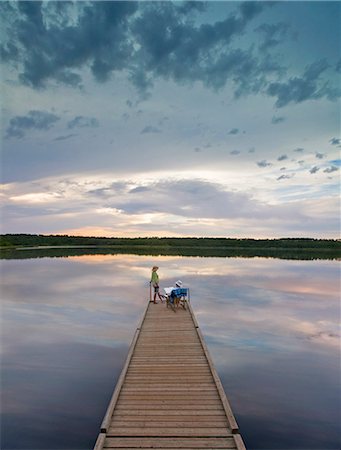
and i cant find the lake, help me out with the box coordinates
[1,251,340,449]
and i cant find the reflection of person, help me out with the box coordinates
[150,266,163,303]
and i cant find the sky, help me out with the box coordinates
[1,0,340,238]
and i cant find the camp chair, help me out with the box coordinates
[167,287,189,310]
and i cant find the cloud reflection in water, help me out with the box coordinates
[1,254,340,449]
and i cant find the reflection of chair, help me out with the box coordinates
[166,288,189,310]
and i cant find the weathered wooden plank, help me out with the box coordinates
[93,433,106,450]
[115,404,224,411]
[103,437,236,448]
[233,433,247,450]
[111,415,230,422]
[112,410,226,416]
[106,427,231,437]
[110,420,228,428]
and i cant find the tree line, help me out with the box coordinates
[0,233,340,250]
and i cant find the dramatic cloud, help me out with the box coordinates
[5,110,60,139]
[1,1,138,88]
[1,2,340,239]
[3,1,338,108]
[266,59,340,108]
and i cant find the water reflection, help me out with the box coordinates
[1,254,340,449]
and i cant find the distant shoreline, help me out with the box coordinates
[1,233,340,248]
[1,234,340,261]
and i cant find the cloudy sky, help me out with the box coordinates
[1,1,340,238]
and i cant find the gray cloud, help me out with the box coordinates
[140,125,161,134]
[257,160,272,168]
[329,137,341,145]
[277,174,294,181]
[101,179,276,220]
[67,116,99,129]
[277,154,288,161]
[309,166,320,174]
[255,22,289,51]
[230,150,240,155]
[1,1,138,88]
[0,1,288,107]
[2,2,339,113]
[323,166,338,174]
[5,110,60,139]
[53,134,77,142]
[266,59,340,108]
[336,59,341,73]
[315,152,325,159]
[293,148,304,153]
[228,128,239,135]
[271,115,285,124]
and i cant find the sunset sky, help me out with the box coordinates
[1,1,340,238]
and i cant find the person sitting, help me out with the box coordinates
[164,280,186,307]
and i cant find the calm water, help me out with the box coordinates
[1,253,340,449]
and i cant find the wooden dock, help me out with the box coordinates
[94,300,246,450]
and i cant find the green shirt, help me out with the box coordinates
[151,271,159,284]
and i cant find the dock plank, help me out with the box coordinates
[94,301,246,450]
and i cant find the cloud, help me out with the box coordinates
[266,59,341,108]
[315,152,325,159]
[1,1,138,88]
[230,150,240,155]
[2,2,338,109]
[255,22,289,51]
[140,125,161,134]
[277,174,294,181]
[67,116,99,129]
[336,59,341,73]
[329,137,341,146]
[293,148,304,153]
[257,160,272,168]
[323,166,338,174]
[53,134,77,142]
[309,166,320,174]
[228,128,239,135]
[277,154,288,161]
[0,1,283,104]
[5,110,60,139]
[271,115,285,124]
[87,178,297,222]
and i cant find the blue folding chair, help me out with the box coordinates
[167,287,189,310]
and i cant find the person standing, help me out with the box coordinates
[150,266,163,303]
